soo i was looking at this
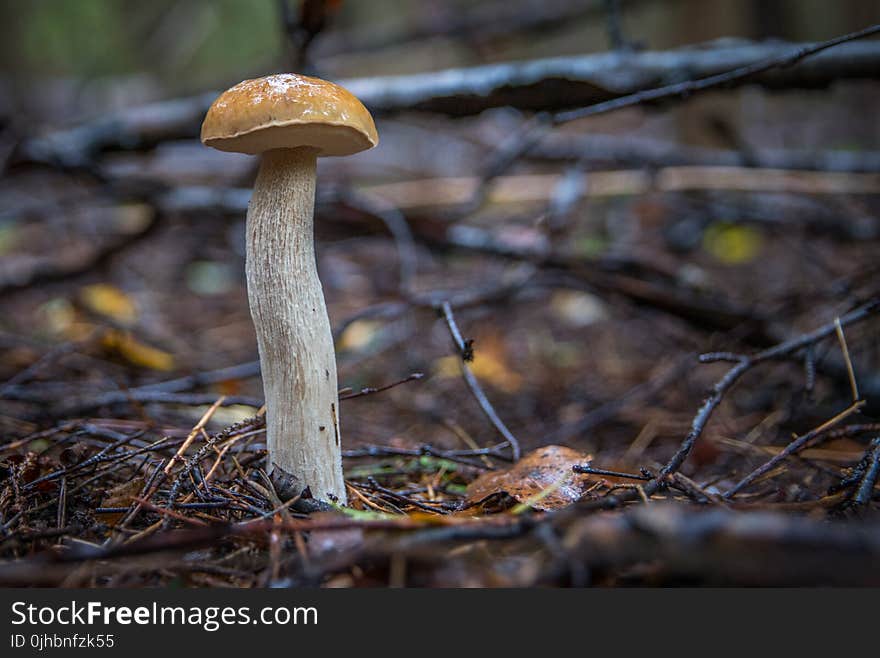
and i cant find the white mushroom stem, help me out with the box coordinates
[246,147,346,503]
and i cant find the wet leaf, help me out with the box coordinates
[465,445,595,511]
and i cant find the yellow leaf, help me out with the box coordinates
[703,223,762,265]
[80,284,138,325]
[102,330,175,371]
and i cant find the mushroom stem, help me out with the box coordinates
[246,146,346,503]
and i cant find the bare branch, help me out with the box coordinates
[16,36,880,166]
[439,302,522,461]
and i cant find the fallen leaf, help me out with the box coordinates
[80,284,138,325]
[102,330,175,371]
[465,445,595,511]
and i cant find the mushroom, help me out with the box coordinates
[200,74,378,504]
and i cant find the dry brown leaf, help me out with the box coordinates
[465,445,594,511]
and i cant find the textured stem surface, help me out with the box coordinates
[246,147,345,503]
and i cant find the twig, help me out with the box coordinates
[17,37,880,166]
[529,132,880,173]
[555,505,880,586]
[555,24,880,124]
[554,299,879,515]
[853,438,880,506]
[361,478,448,515]
[24,429,149,490]
[439,302,522,460]
[477,24,880,201]
[164,396,226,475]
[672,299,878,487]
[573,464,652,481]
[0,340,88,397]
[52,362,260,414]
[724,400,866,498]
[0,211,161,297]
[342,443,506,469]
[339,372,424,401]
[834,318,860,402]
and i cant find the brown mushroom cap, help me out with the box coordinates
[201,73,378,157]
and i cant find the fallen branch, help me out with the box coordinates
[852,438,880,506]
[361,169,880,210]
[530,133,880,174]
[474,24,880,206]
[669,300,878,487]
[555,505,880,586]
[16,36,880,166]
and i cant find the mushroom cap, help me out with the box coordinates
[201,73,378,157]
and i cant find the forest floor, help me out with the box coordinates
[1,72,879,586]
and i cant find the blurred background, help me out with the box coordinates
[1,1,879,120]
[1,0,879,501]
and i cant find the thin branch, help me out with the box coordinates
[555,24,880,124]
[339,372,424,401]
[724,400,866,498]
[439,302,522,461]
[853,438,880,506]
[479,24,880,190]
